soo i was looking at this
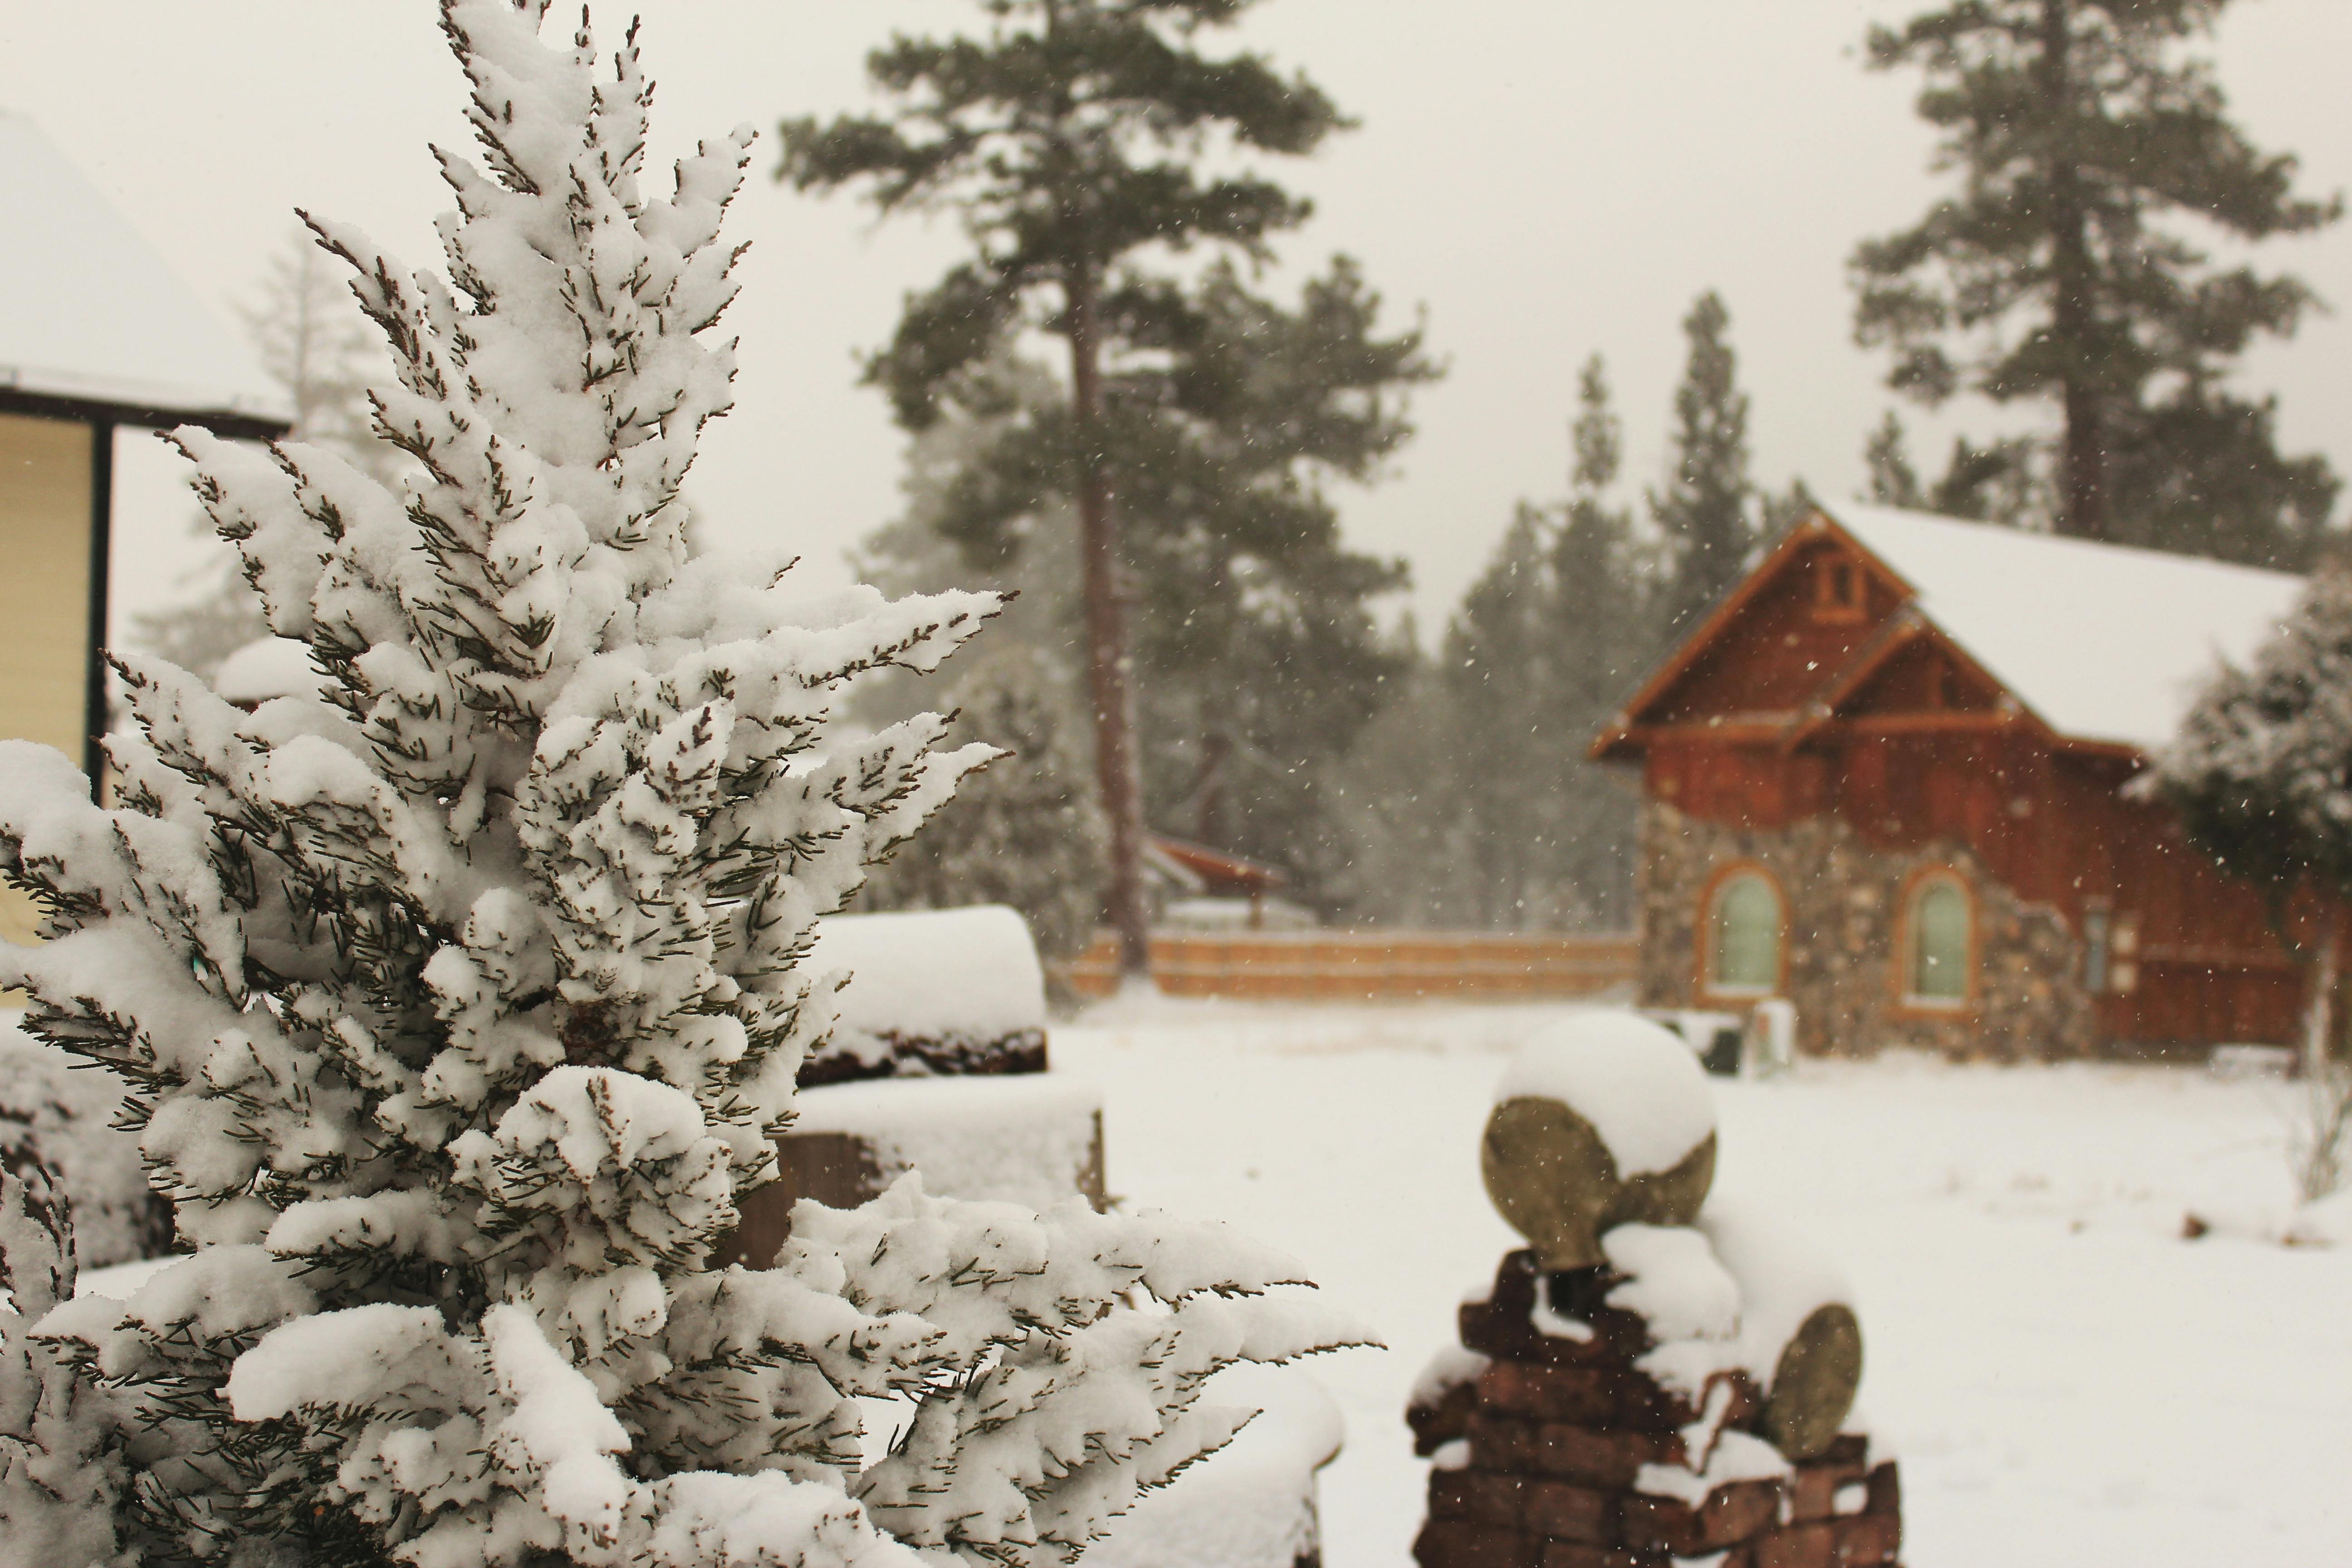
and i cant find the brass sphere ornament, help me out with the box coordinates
[1480,1012,1718,1269]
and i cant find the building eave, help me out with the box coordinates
[0,384,291,444]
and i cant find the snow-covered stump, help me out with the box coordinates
[1409,1015,1902,1568]
[718,1074,1106,1268]
[718,907,1101,1268]
[798,907,1050,1085]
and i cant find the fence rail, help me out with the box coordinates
[1055,930,1641,1002]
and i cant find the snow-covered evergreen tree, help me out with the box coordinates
[0,6,1356,1564]
[0,1029,175,1269]
[133,229,406,682]
[2156,564,2352,1081]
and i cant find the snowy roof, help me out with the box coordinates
[0,112,288,430]
[1824,503,2307,752]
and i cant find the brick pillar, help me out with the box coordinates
[1407,1252,1904,1568]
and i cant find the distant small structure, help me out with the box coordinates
[1595,502,2316,1060]
[1146,833,1295,927]
[0,113,289,945]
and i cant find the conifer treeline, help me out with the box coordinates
[838,0,2343,941]
[855,288,1790,935]
[137,0,2347,946]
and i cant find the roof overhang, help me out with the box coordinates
[1591,508,1910,760]
[1592,505,2165,765]
[0,383,289,444]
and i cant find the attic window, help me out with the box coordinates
[1814,554,1866,622]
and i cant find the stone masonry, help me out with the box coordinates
[1638,799,2094,1061]
[1411,1252,1903,1568]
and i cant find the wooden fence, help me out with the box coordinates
[1054,929,1641,1002]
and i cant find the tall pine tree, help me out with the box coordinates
[1540,356,1654,926]
[778,0,1412,970]
[1651,292,1757,637]
[1854,0,2340,563]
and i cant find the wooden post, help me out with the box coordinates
[83,418,113,798]
[2303,905,2340,1081]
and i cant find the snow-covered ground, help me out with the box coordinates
[1053,996,2352,1568]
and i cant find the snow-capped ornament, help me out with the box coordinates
[1480,1012,1718,1270]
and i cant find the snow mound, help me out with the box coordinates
[1494,1012,1715,1176]
[810,906,1044,1039]
[212,636,324,706]
[1698,1200,1855,1388]
[791,1074,1100,1209]
[1602,1202,1858,1405]
[1602,1223,1740,1342]
[1408,1344,1490,1408]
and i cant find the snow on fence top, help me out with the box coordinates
[0,112,286,425]
[810,905,1045,1038]
[1831,502,2305,752]
[1493,1011,1716,1177]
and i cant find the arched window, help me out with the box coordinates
[1706,870,1783,996]
[1905,875,1972,1004]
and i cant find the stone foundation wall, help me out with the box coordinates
[1638,800,2094,1061]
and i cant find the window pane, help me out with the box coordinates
[1712,874,1781,991]
[2081,908,2110,994]
[1910,881,1969,1000]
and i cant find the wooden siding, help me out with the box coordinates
[1055,931,1641,1002]
[0,412,96,949]
[1641,727,2308,1047]
[1648,539,1899,723]
[1611,510,2319,1052]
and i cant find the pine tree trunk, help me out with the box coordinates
[2303,906,2340,1081]
[2041,0,2108,542]
[1065,260,1153,976]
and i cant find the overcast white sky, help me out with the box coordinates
[8,1,2350,642]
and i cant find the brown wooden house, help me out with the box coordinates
[1593,502,2319,1060]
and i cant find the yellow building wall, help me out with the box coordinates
[0,411,96,948]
